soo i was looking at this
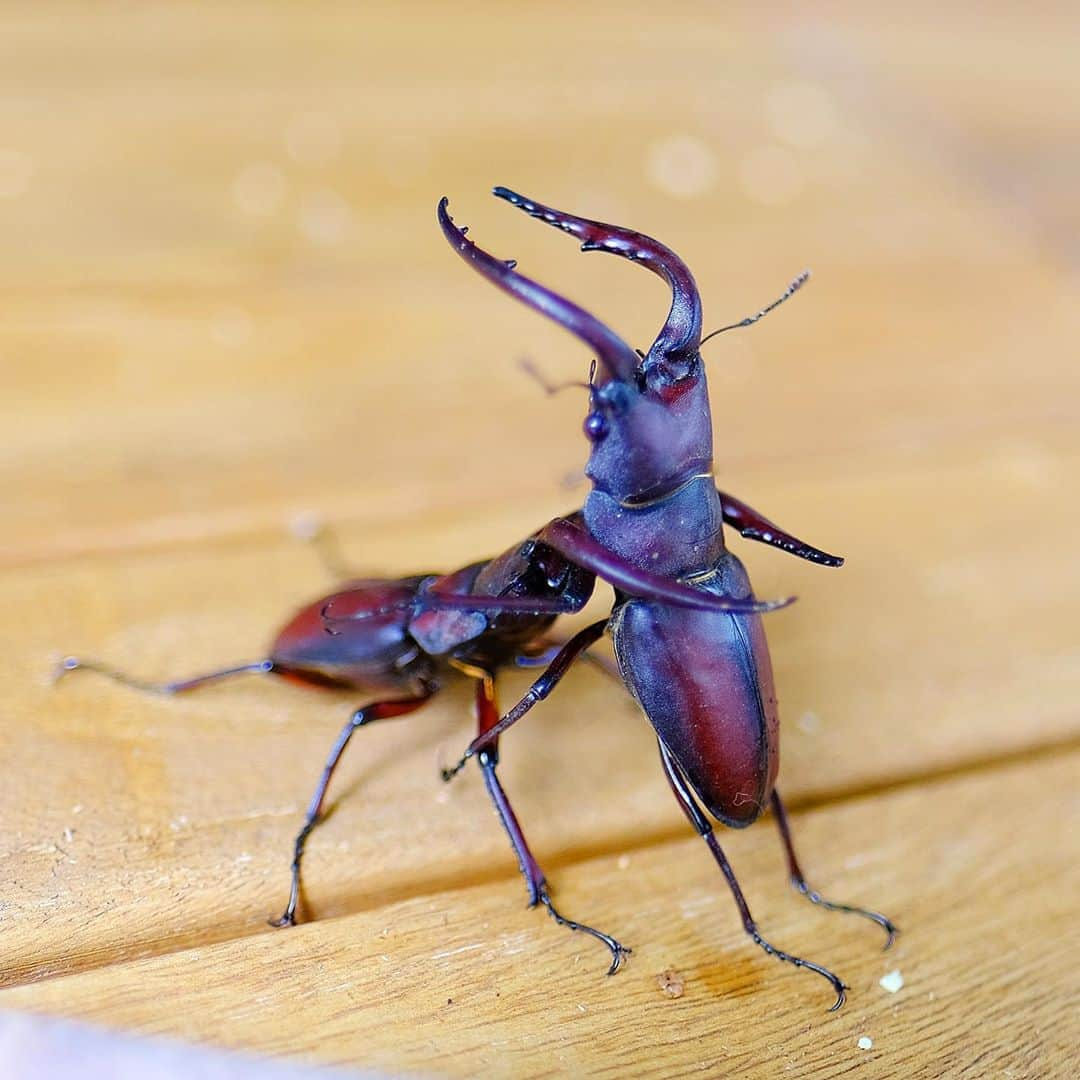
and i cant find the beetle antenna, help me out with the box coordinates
[699,270,811,347]
[518,357,591,397]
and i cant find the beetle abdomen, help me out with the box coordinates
[611,553,779,827]
[271,577,437,697]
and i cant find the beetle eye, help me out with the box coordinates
[583,412,609,441]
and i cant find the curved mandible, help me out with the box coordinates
[438,198,638,384]
[492,187,702,373]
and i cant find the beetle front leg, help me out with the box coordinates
[770,791,898,948]
[658,740,848,1011]
[539,518,794,614]
[717,490,844,568]
[466,669,630,975]
[441,620,608,781]
[270,692,434,928]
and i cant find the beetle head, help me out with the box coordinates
[439,190,712,503]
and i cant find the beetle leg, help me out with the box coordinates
[441,620,607,781]
[269,692,434,928]
[515,637,621,684]
[52,656,274,694]
[470,671,630,975]
[658,740,848,1011]
[288,514,354,583]
[717,490,844,568]
[771,791,898,949]
[539,518,795,614]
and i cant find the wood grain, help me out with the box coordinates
[4,754,1076,1077]
[1,2,1078,1077]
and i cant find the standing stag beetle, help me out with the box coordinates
[430,188,897,1009]
[56,187,895,1010]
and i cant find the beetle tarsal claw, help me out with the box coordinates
[439,753,470,783]
[537,887,631,976]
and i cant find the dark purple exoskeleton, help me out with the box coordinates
[438,188,897,1008]
[56,500,803,970]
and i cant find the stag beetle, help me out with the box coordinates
[432,188,897,1009]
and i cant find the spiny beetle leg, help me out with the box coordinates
[441,620,607,781]
[288,514,355,583]
[539,518,795,614]
[717,489,844,568]
[770,791,898,949]
[269,693,433,929]
[658,741,848,1011]
[472,674,630,975]
[53,656,274,695]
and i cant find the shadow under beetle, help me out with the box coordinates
[57,187,896,1009]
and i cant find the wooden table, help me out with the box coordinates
[1,5,1076,1076]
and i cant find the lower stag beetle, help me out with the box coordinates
[435,188,897,1009]
[57,500,820,971]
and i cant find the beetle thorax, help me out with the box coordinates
[581,367,724,578]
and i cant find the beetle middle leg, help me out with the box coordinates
[463,666,630,975]
[289,513,354,583]
[770,791,897,948]
[658,740,848,1011]
[270,691,434,928]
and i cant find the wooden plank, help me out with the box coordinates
[3,751,1076,1078]
[1,1,1078,1074]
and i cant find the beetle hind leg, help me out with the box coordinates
[536,885,630,977]
[269,692,433,928]
[771,791,898,949]
[471,672,631,975]
[659,740,847,1010]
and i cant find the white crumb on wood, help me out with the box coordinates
[880,969,904,993]
[857,1036,873,1050]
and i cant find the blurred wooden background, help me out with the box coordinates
[1,4,1077,1077]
